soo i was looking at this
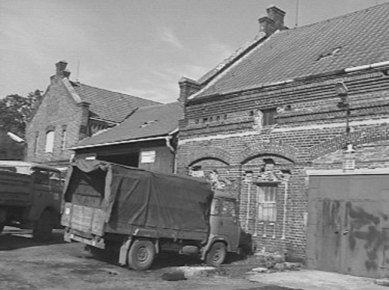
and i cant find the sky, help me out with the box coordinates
[1,0,389,104]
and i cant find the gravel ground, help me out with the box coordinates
[0,227,297,290]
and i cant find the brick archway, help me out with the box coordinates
[186,146,232,167]
[237,142,298,165]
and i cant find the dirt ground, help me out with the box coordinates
[0,227,295,290]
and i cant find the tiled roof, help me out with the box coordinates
[73,102,183,149]
[72,83,160,123]
[194,3,389,99]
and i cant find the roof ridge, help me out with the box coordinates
[286,1,387,32]
[197,32,267,85]
[76,82,160,103]
[137,101,181,111]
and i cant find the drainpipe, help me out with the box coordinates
[165,136,177,173]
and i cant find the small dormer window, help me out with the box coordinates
[317,47,341,61]
[140,120,157,128]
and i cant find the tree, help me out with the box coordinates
[0,90,43,138]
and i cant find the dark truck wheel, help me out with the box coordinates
[205,242,227,267]
[0,208,6,234]
[33,210,54,241]
[127,239,156,271]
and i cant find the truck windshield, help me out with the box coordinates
[210,198,221,215]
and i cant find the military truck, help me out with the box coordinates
[0,161,63,240]
[62,160,245,270]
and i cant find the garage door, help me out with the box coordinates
[307,173,389,278]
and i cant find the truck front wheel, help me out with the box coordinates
[127,239,155,271]
[33,210,54,241]
[205,242,226,267]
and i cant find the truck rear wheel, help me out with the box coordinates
[0,208,6,234]
[205,242,226,267]
[33,210,54,241]
[127,239,155,271]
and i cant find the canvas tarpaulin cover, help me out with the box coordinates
[63,160,213,239]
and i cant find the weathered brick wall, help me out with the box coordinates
[25,76,86,167]
[177,68,389,261]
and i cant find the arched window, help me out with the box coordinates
[45,130,55,153]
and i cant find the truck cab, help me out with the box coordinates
[201,191,241,266]
[0,161,63,239]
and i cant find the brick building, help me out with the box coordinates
[176,3,389,264]
[71,102,183,173]
[25,61,159,168]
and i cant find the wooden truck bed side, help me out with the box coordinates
[0,171,32,207]
[62,160,213,242]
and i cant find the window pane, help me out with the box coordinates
[257,184,277,222]
[221,200,237,217]
[211,199,221,215]
[45,131,55,153]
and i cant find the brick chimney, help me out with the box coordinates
[55,60,70,78]
[259,6,286,37]
[178,77,201,104]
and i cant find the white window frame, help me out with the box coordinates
[256,183,278,222]
[45,130,55,153]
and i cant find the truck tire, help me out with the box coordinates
[205,242,226,267]
[127,239,156,271]
[33,210,54,241]
[0,208,6,234]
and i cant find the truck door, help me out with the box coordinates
[48,170,63,212]
[210,198,241,251]
[29,168,52,221]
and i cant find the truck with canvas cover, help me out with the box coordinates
[62,160,244,270]
[0,161,63,240]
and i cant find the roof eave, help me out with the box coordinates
[70,135,171,150]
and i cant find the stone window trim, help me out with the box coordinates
[45,125,56,133]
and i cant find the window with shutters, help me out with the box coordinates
[257,184,277,222]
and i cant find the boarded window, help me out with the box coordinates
[257,184,277,222]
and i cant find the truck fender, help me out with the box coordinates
[201,235,227,261]
[119,237,132,266]
[118,237,159,266]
